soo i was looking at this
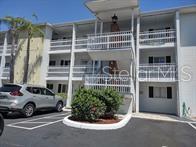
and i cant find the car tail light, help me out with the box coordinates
[10,91,23,96]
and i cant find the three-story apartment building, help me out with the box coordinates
[0,0,196,118]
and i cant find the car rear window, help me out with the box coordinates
[0,85,21,92]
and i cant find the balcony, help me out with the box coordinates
[47,66,70,80]
[139,63,177,82]
[139,29,176,49]
[49,39,72,54]
[75,38,88,51]
[46,65,100,81]
[84,75,131,94]
[87,31,132,50]
[72,66,99,78]
[86,31,134,60]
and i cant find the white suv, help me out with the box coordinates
[0,84,65,117]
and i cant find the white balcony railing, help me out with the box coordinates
[0,44,18,54]
[50,39,72,51]
[139,63,177,81]
[47,65,100,78]
[73,66,100,77]
[47,66,70,78]
[75,38,88,50]
[85,75,131,93]
[140,29,176,47]
[6,44,18,54]
[2,68,10,78]
[87,31,132,50]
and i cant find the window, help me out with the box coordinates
[62,85,67,93]
[148,56,171,64]
[165,27,171,37]
[167,87,172,99]
[47,84,53,90]
[60,60,70,66]
[166,56,171,63]
[40,88,54,96]
[0,84,21,92]
[58,84,62,93]
[58,84,68,93]
[149,29,154,38]
[149,86,172,99]
[149,87,154,98]
[154,87,167,98]
[149,57,153,64]
[26,87,33,93]
[154,57,165,63]
[27,87,41,95]
[49,60,56,66]
[5,62,10,67]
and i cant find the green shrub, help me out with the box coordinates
[56,93,67,99]
[71,88,106,122]
[96,88,123,118]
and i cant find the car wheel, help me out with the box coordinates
[23,103,35,117]
[56,102,63,112]
[0,114,4,136]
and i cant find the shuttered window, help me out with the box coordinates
[149,86,172,99]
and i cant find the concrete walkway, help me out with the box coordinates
[132,112,196,123]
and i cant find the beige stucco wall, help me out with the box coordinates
[14,29,45,85]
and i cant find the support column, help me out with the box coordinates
[176,11,182,117]
[131,8,134,34]
[100,21,103,34]
[98,21,103,70]
[94,19,98,35]
[0,33,7,86]
[66,24,76,108]
[135,16,140,113]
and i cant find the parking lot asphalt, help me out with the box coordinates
[0,112,196,147]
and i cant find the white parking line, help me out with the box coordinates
[15,122,50,124]
[188,123,196,130]
[28,119,64,130]
[7,112,70,130]
[7,113,69,125]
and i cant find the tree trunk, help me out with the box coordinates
[23,35,30,84]
[9,32,15,83]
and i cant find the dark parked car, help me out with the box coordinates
[0,113,4,136]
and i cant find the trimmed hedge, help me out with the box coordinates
[56,93,67,99]
[71,88,123,122]
[97,88,123,118]
[71,88,106,122]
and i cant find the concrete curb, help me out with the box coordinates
[63,114,132,130]
[62,107,71,112]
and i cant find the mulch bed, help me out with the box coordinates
[69,116,121,124]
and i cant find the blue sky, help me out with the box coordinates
[0,0,196,30]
